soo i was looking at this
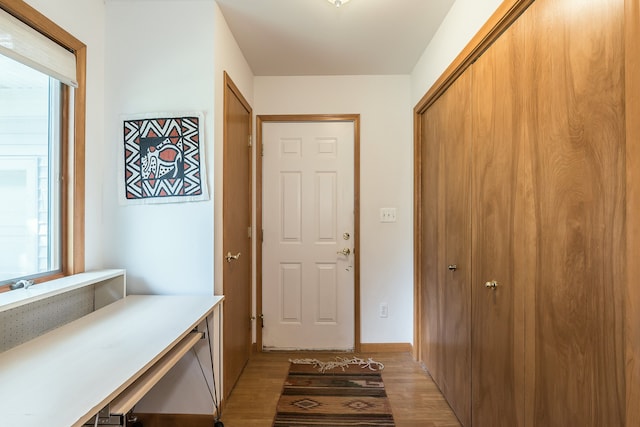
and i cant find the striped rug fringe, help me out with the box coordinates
[289,356,384,373]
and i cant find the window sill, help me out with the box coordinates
[0,269,126,313]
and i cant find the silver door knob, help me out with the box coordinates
[484,280,498,289]
[448,264,457,271]
[225,252,241,263]
[337,248,351,256]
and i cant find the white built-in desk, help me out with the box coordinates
[0,295,224,427]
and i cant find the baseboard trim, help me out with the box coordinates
[133,413,215,427]
[359,343,413,353]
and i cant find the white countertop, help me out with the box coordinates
[0,294,223,427]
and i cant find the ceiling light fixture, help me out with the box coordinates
[327,0,351,7]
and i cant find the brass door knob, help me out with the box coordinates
[225,252,241,263]
[484,280,498,289]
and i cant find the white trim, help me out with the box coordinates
[0,269,126,313]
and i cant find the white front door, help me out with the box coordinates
[262,120,354,350]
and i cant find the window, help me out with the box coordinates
[0,55,62,283]
[0,1,86,290]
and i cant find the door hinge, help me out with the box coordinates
[261,144,264,157]
[261,229,264,243]
[260,314,264,328]
[248,135,252,147]
[248,226,252,238]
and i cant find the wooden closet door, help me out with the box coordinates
[524,0,626,425]
[421,69,472,427]
[471,15,528,427]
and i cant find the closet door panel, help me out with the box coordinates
[526,0,626,425]
[625,0,640,423]
[420,99,444,386]
[420,70,472,427]
[471,16,528,427]
[442,69,472,427]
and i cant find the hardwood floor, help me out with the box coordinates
[219,351,461,427]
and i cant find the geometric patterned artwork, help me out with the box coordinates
[120,112,209,204]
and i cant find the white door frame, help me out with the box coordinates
[256,114,360,352]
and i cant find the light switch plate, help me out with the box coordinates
[379,207,397,223]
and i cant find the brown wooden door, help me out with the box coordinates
[418,1,629,425]
[222,72,252,399]
[471,15,528,427]
[420,69,472,427]
[625,0,640,423]
[524,0,626,425]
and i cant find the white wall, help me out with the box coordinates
[255,75,414,344]
[24,0,106,271]
[103,0,217,414]
[103,0,215,296]
[411,0,504,105]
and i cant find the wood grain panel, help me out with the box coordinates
[223,73,253,399]
[471,15,527,427]
[441,70,472,427]
[625,0,640,424]
[134,413,215,427]
[414,0,534,114]
[525,0,626,425]
[420,70,472,427]
[359,342,413,353]
[414,110,423,361]
[419,102,441,378]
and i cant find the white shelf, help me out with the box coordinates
[0,269,126,313]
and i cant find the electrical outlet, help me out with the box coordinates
[379,303,388,318]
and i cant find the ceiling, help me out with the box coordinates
[215,0,457,76]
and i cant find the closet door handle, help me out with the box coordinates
[448,264,457,271]
[484,280,499,289]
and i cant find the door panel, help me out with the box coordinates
[471,16,527,427]
[418,1,627,426]
[420,103,443,383]
[421,70,472,427]
[525,0,626,425]
[262,121,354,350]
[222,74,252,398]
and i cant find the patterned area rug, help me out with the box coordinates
[272,358,395,426]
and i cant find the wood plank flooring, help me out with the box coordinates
[219,351,461,427]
